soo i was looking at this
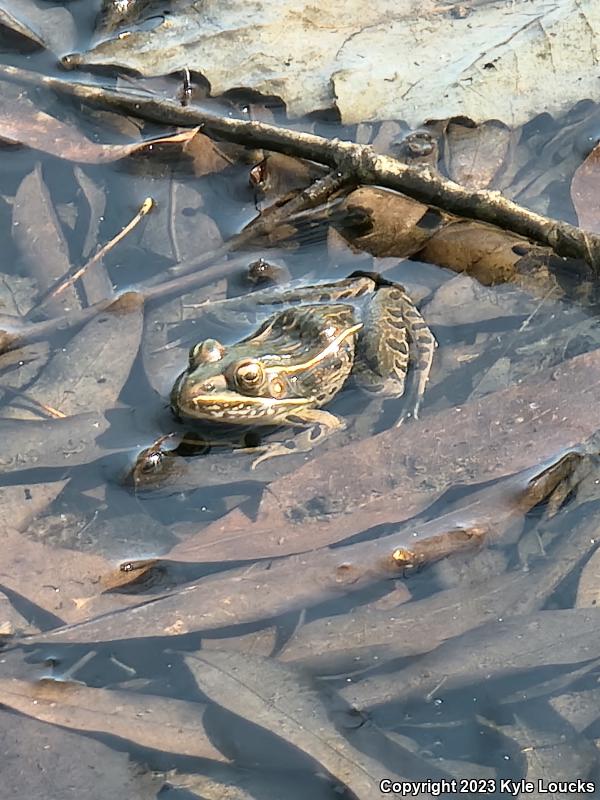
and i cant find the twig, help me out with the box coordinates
[28,197,154,318]
[0,63,598,271]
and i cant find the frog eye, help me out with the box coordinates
[189,338,225,368]
[235,360,265,389]
[269,377,286,398]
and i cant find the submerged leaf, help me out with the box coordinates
[0,677,228,763]
[185,650,411,800]
[0,88,197,164]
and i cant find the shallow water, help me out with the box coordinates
[1,4,600,800]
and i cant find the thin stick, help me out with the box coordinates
[29,197,154,317]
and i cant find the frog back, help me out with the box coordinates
[241,303,360,406]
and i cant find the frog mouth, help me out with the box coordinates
[177,389,312,423]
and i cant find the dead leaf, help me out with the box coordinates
[489,705,599,792]
[0,527,116,621]
[0,589,38,636]
[571,142,600,233]
[63,0,600,127]
[417,218,566,297]
[23,452,578,642]
[280,497,600,672]
[250,153,327,202]
[0,88,198,163]
[169,347,600,562]
[2,293,144,419]
[0,709,161,800]
[444,118,512,189]
[182,130,237,176]
[0,0,76,54]
[576,547,600,609]
[13,163,80,317]
[0,482,66,536]
[185,651,408,800]
[73,167,115,305]
[334,186,444,258]
[341,609,600,710]
[0,413,110,473]
[0,677,228,763]
[0,6,43,49]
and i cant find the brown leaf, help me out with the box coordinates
[280,497,600,672]
[334,186,444,258]
[184,650,409,800]
[0,413,110,473]
[2,293,143,419]
[0,86,197,163]
[73,167,115,305]
[249,152,327,201]
[170,347,600,562]
[418,218,523,284]
[0,677,228,763]
[571,142,600,232]
[13,163,80,317]
[418,218,567,297]
[0,590,38,636]
[0,527,114,621]
[0,482,66,534]
[444,118,512,189]
[182,130,239,176]
[0,7,44,49]
[0,709,160,800]
[340,609,600,710]
[24,452,578,643]
[576,547,600,608]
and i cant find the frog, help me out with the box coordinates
[170,272,436,467]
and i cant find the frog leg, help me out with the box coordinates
[353,284,436,422]
[250,408,345,469]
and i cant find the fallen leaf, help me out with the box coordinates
[0,88,198,163]
[0,527,115,621]
[0,589,38,636]
[23,450,578,641]
[444,118,512,189]
[341,608,600,710]
[184,651,413,800]
[280,496,600,672]
[0,709,161,800]
[0,6,44,49]
[0,677,228,763]
[571,142,600,232]
[0,413,110,473]
[169,347,600,563]
[13,163,80,317]
[62,0,600,127]
[484,703,599,790]
[0,0,76,54]
[576,547,600,609]
[2,292,144,419]
[333,186,443,258]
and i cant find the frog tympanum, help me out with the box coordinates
[170,273,436,467]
